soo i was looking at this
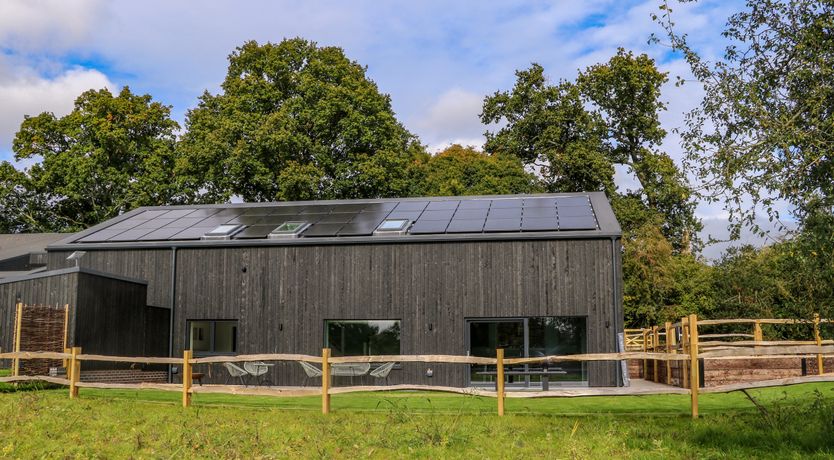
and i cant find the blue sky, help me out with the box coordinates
[1,0,780,258]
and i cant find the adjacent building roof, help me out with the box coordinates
[50,193,621,250]
[0,233,67,277]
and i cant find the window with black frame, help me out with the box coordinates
[188,320,238,355]
[324,320,401,356]
[467,316,587,387]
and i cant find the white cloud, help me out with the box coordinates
[0,58,114,164]
[0,0,105,51]
[414,88,486,149]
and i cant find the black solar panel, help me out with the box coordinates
[164,216,207,228]
[302,223,344,237]
[489,199,523,209]
[78,229,125,242]
[135,218,177,229]
[297,213,327,224]
[161,209,196,219]
[409,220,449,234]
[350,212,388,225]
[446,219,486,233]
[226,215,267,225]
[318,213,357,224]
[71,194,606,244]
[457,200,491,210]
[420,210,455,221]
[521,217,558,231]
[425,200,460,211]
[488,208,522,219]
[453,209,488,220]
[558,215,597,230]
[523,198,556,208]
[271,205,307,215]
[338,222,379,236]
[138,227,185,241]
[300,206,333,214]
[108,228,154,241]
[243,207,276,216]
[555,197,589,207]
[361,202,398,213]
[521,207,556,218]
[394,201,429,212]
[256,215,292,226]
[169,226,216,240]
[387,211,423,220]
[484,218,520,232]
[135,210,169,220]
[185,209,221,218]
[234,225,277,239]
[557,206,594,217]
[107,218,144,230]
[192,215,233,227]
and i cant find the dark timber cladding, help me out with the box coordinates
[44,192,623,387]
[0,267,170,369]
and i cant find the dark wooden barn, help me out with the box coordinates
[1,193,623,388]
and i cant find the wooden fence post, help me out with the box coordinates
[69,347,81,399]
[753,320,763,342]
[642,329,648,379]
[688,314,699,419]
[814,313,823,375]
[496,348,505,416]
[665,321,673,384]
[12,302,23,377]
[322,348,331,414]
[652,326,660,383]
[182,349,192,408]
[681,317,689,390]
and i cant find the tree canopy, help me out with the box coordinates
[4,87,181,232]
[408,144,540,197]
[177,38,423,203]
[656,0,834,234]
[481,49,701,253]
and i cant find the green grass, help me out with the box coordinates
[1,383,833,458]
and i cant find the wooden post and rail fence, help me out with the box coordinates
[2,314,833,419]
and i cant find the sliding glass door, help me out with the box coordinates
[468,320,525,386]
[467,317,587,388]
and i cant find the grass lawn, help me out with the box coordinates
[1,382,833,458]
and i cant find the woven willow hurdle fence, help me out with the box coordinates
[3,315,834,419]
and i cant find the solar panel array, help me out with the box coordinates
[76,196,598,243]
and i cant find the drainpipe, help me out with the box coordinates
[611,237,622,387]
[168,247,178,382]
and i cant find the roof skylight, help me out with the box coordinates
[373,219,410,236]
[268,221,309,239]
[201,224,245,240]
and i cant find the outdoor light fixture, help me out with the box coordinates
[66,251,86,267]
[428,323,433,331]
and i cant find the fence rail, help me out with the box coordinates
[3,314,834,420]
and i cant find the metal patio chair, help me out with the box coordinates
[369,362,396,385]
[299,361,323,386]
[223,362,250,385]
[243,361,271,386]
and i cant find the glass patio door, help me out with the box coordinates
[468,320,526,387]
[467,317,588,387]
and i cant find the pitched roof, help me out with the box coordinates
[0,233,67,262]
[50,193,621,250]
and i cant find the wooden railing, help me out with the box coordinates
[2,316,834,419]
[628,314,833,404]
